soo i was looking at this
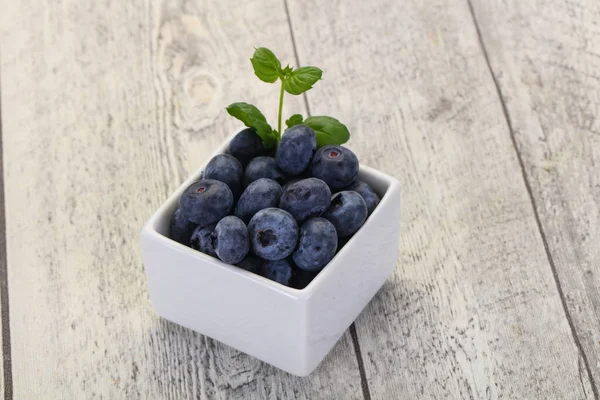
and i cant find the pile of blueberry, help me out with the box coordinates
[170,125,380,289]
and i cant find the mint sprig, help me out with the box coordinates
[226,47,350,148]
[249,48,282,83]
[283,67,322,95]
[304,116,350,148]
[285,114,303,128]
[226,102,277,148]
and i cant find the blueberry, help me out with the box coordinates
[235,179,283,223]
[310,145,359,190]
[204,154,243,199]
[275,125,317,176]
[346,180,380,215]
[248,208,298,261]
[236,254,263,273]
[282,178,301,192]
[323,191,368,237]
[227,127,266,166]
[244,156,285,187]
[170,208,198,245]
[259,259,292,286]
[279,178,331,223]
[291,268,319,290]
[180,179,233,226]
[293,218,338,272]
[213,216,249,264]
[190,224,217,257]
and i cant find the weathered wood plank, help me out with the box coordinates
[0,152,6,399]
[287,0,594,398]
[0,81,6,399]
[0,0,363,398]
[470,0,600,387]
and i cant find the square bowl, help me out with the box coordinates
[140,131,401,376]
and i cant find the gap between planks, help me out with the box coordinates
[0,67,14,400]
[282,0,371,398]
[283,0,312,116]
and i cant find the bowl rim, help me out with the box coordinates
[141,129,400,299]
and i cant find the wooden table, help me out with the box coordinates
[1,0,599,398]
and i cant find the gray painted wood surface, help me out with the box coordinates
[470,0,600,388]
[0,0,598,398]
[0,1,362,399]
[0,77,6,399]
[286,0,594,398]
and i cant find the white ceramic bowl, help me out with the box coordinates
[140,131,401,376]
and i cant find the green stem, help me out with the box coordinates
[277,79,285,139]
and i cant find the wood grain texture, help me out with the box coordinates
[287,0,594,398]
[0,79,6,399]
[470,0,600,386]
[0,0,363,398]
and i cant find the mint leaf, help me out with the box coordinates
[283,67,322,95]
[226,102,277,148]
[250,48,282,83]
[285,114,303,128]
[304,116,350,147]
[282,65,293,77]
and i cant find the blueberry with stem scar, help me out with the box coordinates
[180,179,233,226]
[248,208,298,261]
[310,145,359,191]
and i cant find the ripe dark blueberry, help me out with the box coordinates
[213,216,249,264]
[248,208,298,261]
[279,178,331,223]
[310,145,359,190]
[323,190,368,237]
[282,178,301,192]
[293,218,338,272]
[227,127,266,166]
[236,254,263,273]
[275,125,317,176]
[244,156,285,187]
[259,259,292,286]
[235,179,283,223]
[190,224,217,257]
[345,180,380,215]
[180,179,233,226]
[170,208,198,245]
[204,154,243,199]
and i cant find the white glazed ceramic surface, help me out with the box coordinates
[140,132,401,376]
